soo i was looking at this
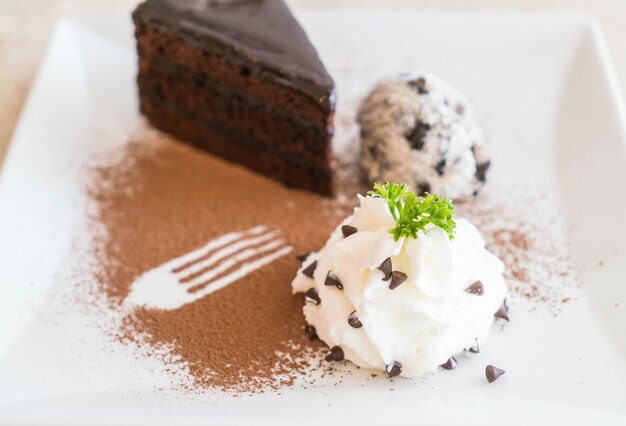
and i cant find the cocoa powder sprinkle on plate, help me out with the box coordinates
[88,136,354,393]
[86,133,579,393]
[457,191,579,316]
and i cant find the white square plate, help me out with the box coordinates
[1,11,626,425]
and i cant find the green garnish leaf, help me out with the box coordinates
[368,182,456,241]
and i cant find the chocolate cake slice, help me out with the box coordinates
[132,0,336,195]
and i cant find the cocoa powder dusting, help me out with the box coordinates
[458,191,578,314]
[89,131,353,393]
[87,127,577,393]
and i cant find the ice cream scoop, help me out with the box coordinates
[357,72,491,200]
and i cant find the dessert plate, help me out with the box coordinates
[1,11,626,425]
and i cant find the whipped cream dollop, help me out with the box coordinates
[292,195,507,377]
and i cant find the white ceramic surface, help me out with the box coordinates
[0,12,625,425]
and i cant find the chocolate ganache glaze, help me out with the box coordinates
[134,0,335,107]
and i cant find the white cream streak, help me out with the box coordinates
[124,226,292,310]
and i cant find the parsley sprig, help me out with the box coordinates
[368,182,456,241]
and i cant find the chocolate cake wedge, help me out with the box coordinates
[132,0,336,195]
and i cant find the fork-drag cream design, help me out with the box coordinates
[124,226,292,310]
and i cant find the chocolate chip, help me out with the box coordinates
[324,272,344,290]
[192,72,206,87]
[325,346,344,362]
[465,280,484,296]
[417,182,431,196]
[468,339,480,354]
[378,258,392,281]
[296,252,311,262]
[304,288,321,305]
[386,361,402,378]
[348,311,362,328]
[367,144,379,159]
[154,85,166,101]
[302,260,317,278]
[305,323,318,340]
[440,356,458,370]
[494,302,510,321]
[455,103,465,115]
[485,365,505,383]
[389,271,407,290]
[475,161,491,183]
[409,77,428,94]
[405,121,431,150]
[435,158,446,176]
[341,225,357,238]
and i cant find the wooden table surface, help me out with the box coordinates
[1,0,625,170]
